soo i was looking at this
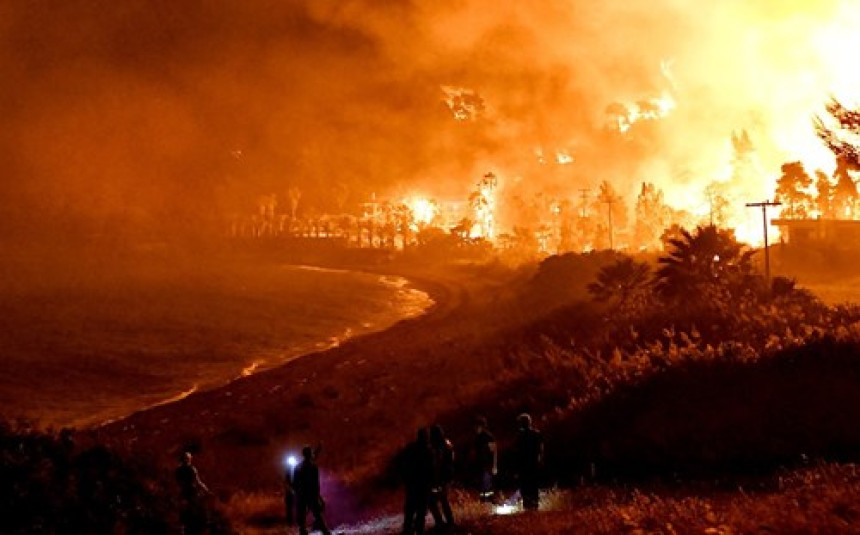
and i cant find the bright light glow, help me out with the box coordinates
[406,197,438,227]
[494,504,519,516]
[611,90,676,133]
[471,173,498,240]
[285,455,298,468]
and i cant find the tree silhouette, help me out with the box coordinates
[815,98,860,169]
[814,169,835,218]
[832,156,858,219]
[587,257,652,311]
[655,225,757,301]
[703,181,732,227]
[451,217,473,241]
[594,180,627,249]
[633,182,668,250]
[774,161,813,219]
[659,223,684,251]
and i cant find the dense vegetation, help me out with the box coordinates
[457,226,860,489]
[0,422,229,534]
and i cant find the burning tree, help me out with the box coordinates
[815,98,860,218]
[470,172,498,239]
[633,182,669,250]
[774,161,813,219]
[815,98,860,169]
[703,181,732,227]
[594,181,627,250]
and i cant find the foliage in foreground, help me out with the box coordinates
[463,463,860,534]
[0,422,230,534]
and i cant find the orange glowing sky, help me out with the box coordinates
[0,0,857,245]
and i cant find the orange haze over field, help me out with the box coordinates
[0,0,857,247]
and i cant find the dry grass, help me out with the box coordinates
[221,491,286,532]
[460,463,860,534]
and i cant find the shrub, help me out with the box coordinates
[0,422,231,533]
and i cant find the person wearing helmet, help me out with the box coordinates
[514,413,544,510]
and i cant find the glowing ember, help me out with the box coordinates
[609,91,677,133]
[441,85,485,121]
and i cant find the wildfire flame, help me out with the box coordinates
[608,91,676,133]
[441,85,485,121]
[406,196,438,227]
[388,3,860,253]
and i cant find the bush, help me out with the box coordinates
[0,422,231,533]
[551,337,860,481]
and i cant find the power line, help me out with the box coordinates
[745,199,782,284]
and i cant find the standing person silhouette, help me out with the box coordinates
[514,413,544,511]
[473,416,497,502]
[401,428,434,535]
[175,451,212,534]
[429,424,455,529]
[293,445,331,535]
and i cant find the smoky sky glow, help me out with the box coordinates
[0,0,857,245]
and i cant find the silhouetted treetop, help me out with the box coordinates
[815,98,860,169]
[655,225,756,301]
[775,161,813,219]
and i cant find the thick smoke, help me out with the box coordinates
[0,0,855,246]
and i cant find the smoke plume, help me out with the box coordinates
[1,0,856,245]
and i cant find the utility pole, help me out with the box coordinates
[578,188,590,218]
[745,200,782,283]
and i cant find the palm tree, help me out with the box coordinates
[655,225,757,301]
[595,180,627,249]
[588,257,652,310]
